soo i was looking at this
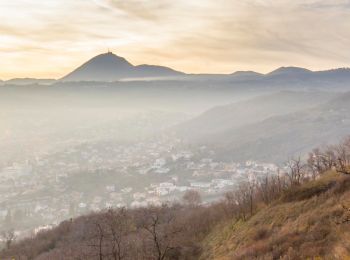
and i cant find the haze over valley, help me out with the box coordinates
[0,51,349,240]
[1,1,350,259]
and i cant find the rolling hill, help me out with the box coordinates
[177,91,334,139]
[194,92,350,162]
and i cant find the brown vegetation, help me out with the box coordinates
[1,138,350,259]
[201,171,350,260]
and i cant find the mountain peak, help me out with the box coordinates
[268,66,312,76]
[231,71,262,76]
[83,52,133,68]
[61,52,184,82]
[61,52,134,82]
[230,71,263,80]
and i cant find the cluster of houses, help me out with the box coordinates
[0,137,279,239]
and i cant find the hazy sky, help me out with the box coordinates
[1,0,350,79]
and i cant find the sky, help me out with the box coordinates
[1,0,350,79]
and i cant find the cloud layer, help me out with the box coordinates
[1,0,350,79]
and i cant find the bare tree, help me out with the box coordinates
[285,157,305,186]
[320,147,336,171]
[86,219,106,260]
[309,138,350,176]
[257,174,271,205]
[95,222,105,260]
[104,208,132,260]
[139,206,182,260]
[1,229,16,250]
[227,180,256,221]
[241,180,256,217]
[223,191,239,219]
[307,149,322,179]
[182,190,202,206]
[334,139,350,175]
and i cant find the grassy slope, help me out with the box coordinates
[201,172,350,260]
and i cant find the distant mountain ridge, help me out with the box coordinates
[61,52,185,82]
[58,52,350,83]
[2,52,350,84]
[3,78,56,85]
[268,66,313,76]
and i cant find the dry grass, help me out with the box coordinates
[200,172,350,260]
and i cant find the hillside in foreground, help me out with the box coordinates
[201,171,350,259]
[1,140,350,259]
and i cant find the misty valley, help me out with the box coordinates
[2,0,350,258]
[1,62,350,240]
[0,50,350,259]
